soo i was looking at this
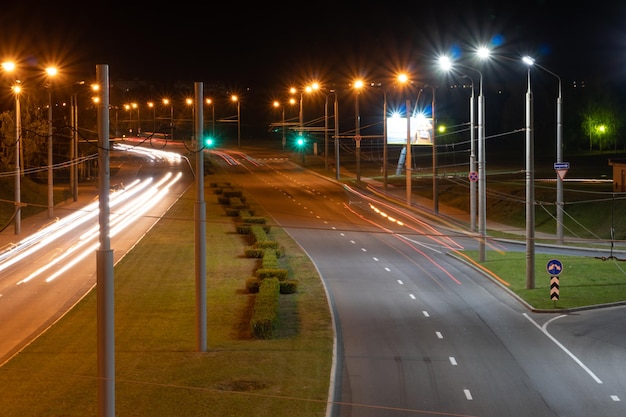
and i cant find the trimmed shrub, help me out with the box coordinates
[242,216,266,224]
[236,225,251,235]
[225,208,240,217]
[245,277,261,293]
[245,247,265,258]
[251,278,280,339]
[255,268,288,280]
[279,279,298,294]
[261,249,279,268]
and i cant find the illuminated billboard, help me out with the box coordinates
[386,114,433,145]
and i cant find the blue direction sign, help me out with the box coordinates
[546,259,563,275]
[554,162,570,170]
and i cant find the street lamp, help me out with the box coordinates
[524,56,564,243]
[522,56,535,290]
[206,98,215,137]
[334,92,340,180]
[147,101,156,133]
[3,61,21,234]
[231,95,240,147]
[353,79,364,185]
[428,84,438,214]
[438,55,486,259]
[395,73,415,205]
[162,98,173,139]
[124,103,132,135]
[273,100,286,151]
[45,66,58,219]
[132,102,140,135]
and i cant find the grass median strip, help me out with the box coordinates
[0,173,333,416]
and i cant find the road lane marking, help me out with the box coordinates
[436,331,443,339]
[449,357,457,365]
[464,389,473,400]
[523,313,603,384]
[422,311,430,317]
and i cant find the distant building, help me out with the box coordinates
[608,159,626,192]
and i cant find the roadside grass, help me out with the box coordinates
[0,171,333,417]
[458,250,626,310]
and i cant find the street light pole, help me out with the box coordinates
[530,61,564,243]
[439,56,486,259]
[524,63,535,290]
[46,67,57,218]
[334,92,340,180]
[429,85,438,214]
[406,98,412,206]
[354,80,363,185]
[14,84,21,235]
[324,94,329,171]
[383,90,388,191]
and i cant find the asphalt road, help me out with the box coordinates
[217,149,626,417]
[0,143,193,364]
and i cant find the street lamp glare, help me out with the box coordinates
[476,46,491,60]
[522,55,535,66]
[438,56,452,70]
[397,73,408,83]
[354,79,364,89]
[231,95,238,102]
[45,67,58,76]
[2,61,15,72]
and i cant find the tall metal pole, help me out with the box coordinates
[194,82,207,352]
[170,103,174,140]
[282,106,286,152]
[525,66,563,243]
[467,77,477,231]
[324,94,329,170]
[70,94,78,201]
[334,93,340,180]
[95,63,115,417]
[406,99,412,206]
[14,88,21,235]
[383,91,388,191]
[47,86,54,218]
[430,85,438,213]
[546,70,565,243]
[477,72,486,262]
[355,90,361,184]
[525,68,535,289]
[237,100,241,148]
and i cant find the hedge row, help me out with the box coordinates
[211,182,298,339]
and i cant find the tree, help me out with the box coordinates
[0,96,49,176]
[580,104,619,152]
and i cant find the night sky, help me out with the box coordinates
[0,0,625,143]
[0,1,624,87]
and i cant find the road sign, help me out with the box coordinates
[550,276,560,300]
[554,162,570,180]
[468,171,478,182]
[546,259,563,275]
